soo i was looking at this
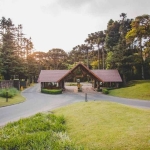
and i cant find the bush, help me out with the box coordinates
[0,88,19,98]
[41,89,62,94]
[106,87,113,90]
[0,113,79,150]
[102,88,109,94]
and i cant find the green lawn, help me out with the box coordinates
[54,101,150,150]
[109,80,150,100]
[0,93,25,107]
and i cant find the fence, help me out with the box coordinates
[0,80,31,90]
[0,80,14,89]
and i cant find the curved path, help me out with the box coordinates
[0,83,150,126]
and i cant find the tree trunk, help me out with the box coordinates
[98,45,100,69]
[139,37,144,79]
[122,74,127,86]
[102,46,105,69]
[87,49,89,68]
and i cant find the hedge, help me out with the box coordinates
[41,89,62,94]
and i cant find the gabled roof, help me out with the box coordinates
[57,63,101,82]
[38,63,122,83]
[91,70,122,82]
[38,70,69,82]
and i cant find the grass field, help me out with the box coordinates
[109,80,150,100]
[54,101,150,150]
[0,93,25,107]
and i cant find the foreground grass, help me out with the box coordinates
[0,113,80,150]
[109,80,150,100]
[54,101,150,150]
[0,93,25,107]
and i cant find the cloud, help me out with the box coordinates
[42,0,150,18]
[57,0,89,9]
[41,0,96,16]
[1,0,150,52]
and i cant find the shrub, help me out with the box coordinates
[41,89,62,94]
[0,88,19,98]
[0,113,79,150]
[102,88,109,94]
[106,87,114,90]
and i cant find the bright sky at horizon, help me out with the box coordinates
[0,0,150,53]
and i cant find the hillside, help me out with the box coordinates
[109,80,150,100]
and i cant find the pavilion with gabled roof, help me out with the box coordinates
[38,63,122,91]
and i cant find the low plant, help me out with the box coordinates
[0,87,19,98]
[41,89,62,94]
[0,113,80,150]
[102,88,109,94]
[106,87,114,90]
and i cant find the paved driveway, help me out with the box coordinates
[0,83,150,126]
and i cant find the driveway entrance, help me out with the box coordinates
[65,82,94,93]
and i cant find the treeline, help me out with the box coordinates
[69,13,150,84]
[0,17,33,80]
[0,13,150,84]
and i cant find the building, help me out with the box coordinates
[38,63,122,91]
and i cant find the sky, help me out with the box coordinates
[0,0,150,53]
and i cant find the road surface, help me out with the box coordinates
[0,83,150,126]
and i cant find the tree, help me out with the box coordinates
[126,14,150,79]
[0,17,34,80]
[78,44,92,68]
[0,17,18,79]
[85,31,106,69]
[105,20,120,51]
[47,49,68,69]
[106,13,134,84]
[26,54,40,81]
[69,45,85,65]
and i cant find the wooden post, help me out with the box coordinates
[6,91,8,102]
[85,93,87,102]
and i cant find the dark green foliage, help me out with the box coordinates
[106,87,114,90]
[102,88,109,94]
[0,113,79,150]
[0,88,18,98]
[0,17,34,80]
[105,13,137,84]
[41,89,62,94]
